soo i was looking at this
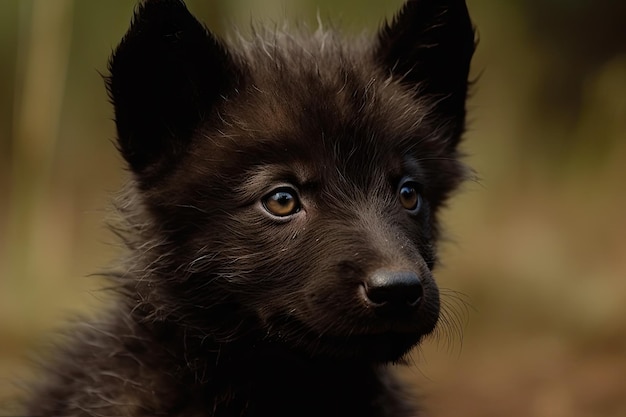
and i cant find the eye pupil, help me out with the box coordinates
[263,188,300,217]
[275,192,291,205]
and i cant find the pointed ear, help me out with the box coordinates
[107,0,240,182]
[376,0,476,143]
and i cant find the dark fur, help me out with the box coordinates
[26,0,475,415]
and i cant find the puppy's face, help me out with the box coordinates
[108,0,474,362]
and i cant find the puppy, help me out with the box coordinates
[26,0,475,415]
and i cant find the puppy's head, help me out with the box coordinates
[108,0,475,363]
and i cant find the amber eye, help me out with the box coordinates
[263,187,301,217]
[398,180,421,212]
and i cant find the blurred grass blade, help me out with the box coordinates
[5,0,74,315]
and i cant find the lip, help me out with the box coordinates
[265,309,436,355]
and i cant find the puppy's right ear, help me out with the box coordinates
[107,0,240,184]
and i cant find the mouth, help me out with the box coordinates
[263,313,436,363]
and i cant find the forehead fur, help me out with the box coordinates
[211,28,442,158]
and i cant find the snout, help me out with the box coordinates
[360,269,424,315]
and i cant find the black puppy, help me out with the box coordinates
[27,0,475,415]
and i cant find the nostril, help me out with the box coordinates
[364,270,423,308]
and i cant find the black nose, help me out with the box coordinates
[363,270,423,309]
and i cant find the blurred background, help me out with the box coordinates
[1,0,625,415]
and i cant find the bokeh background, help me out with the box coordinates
[1,0,625,415]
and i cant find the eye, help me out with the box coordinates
[398,180,422,213]
[262,187,301,217]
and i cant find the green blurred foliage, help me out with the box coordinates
[1,1,625,416]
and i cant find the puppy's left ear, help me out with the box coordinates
[376,0,476,145]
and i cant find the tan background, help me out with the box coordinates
[1,0,625,415]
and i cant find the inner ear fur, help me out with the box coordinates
[376,0,476,145]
